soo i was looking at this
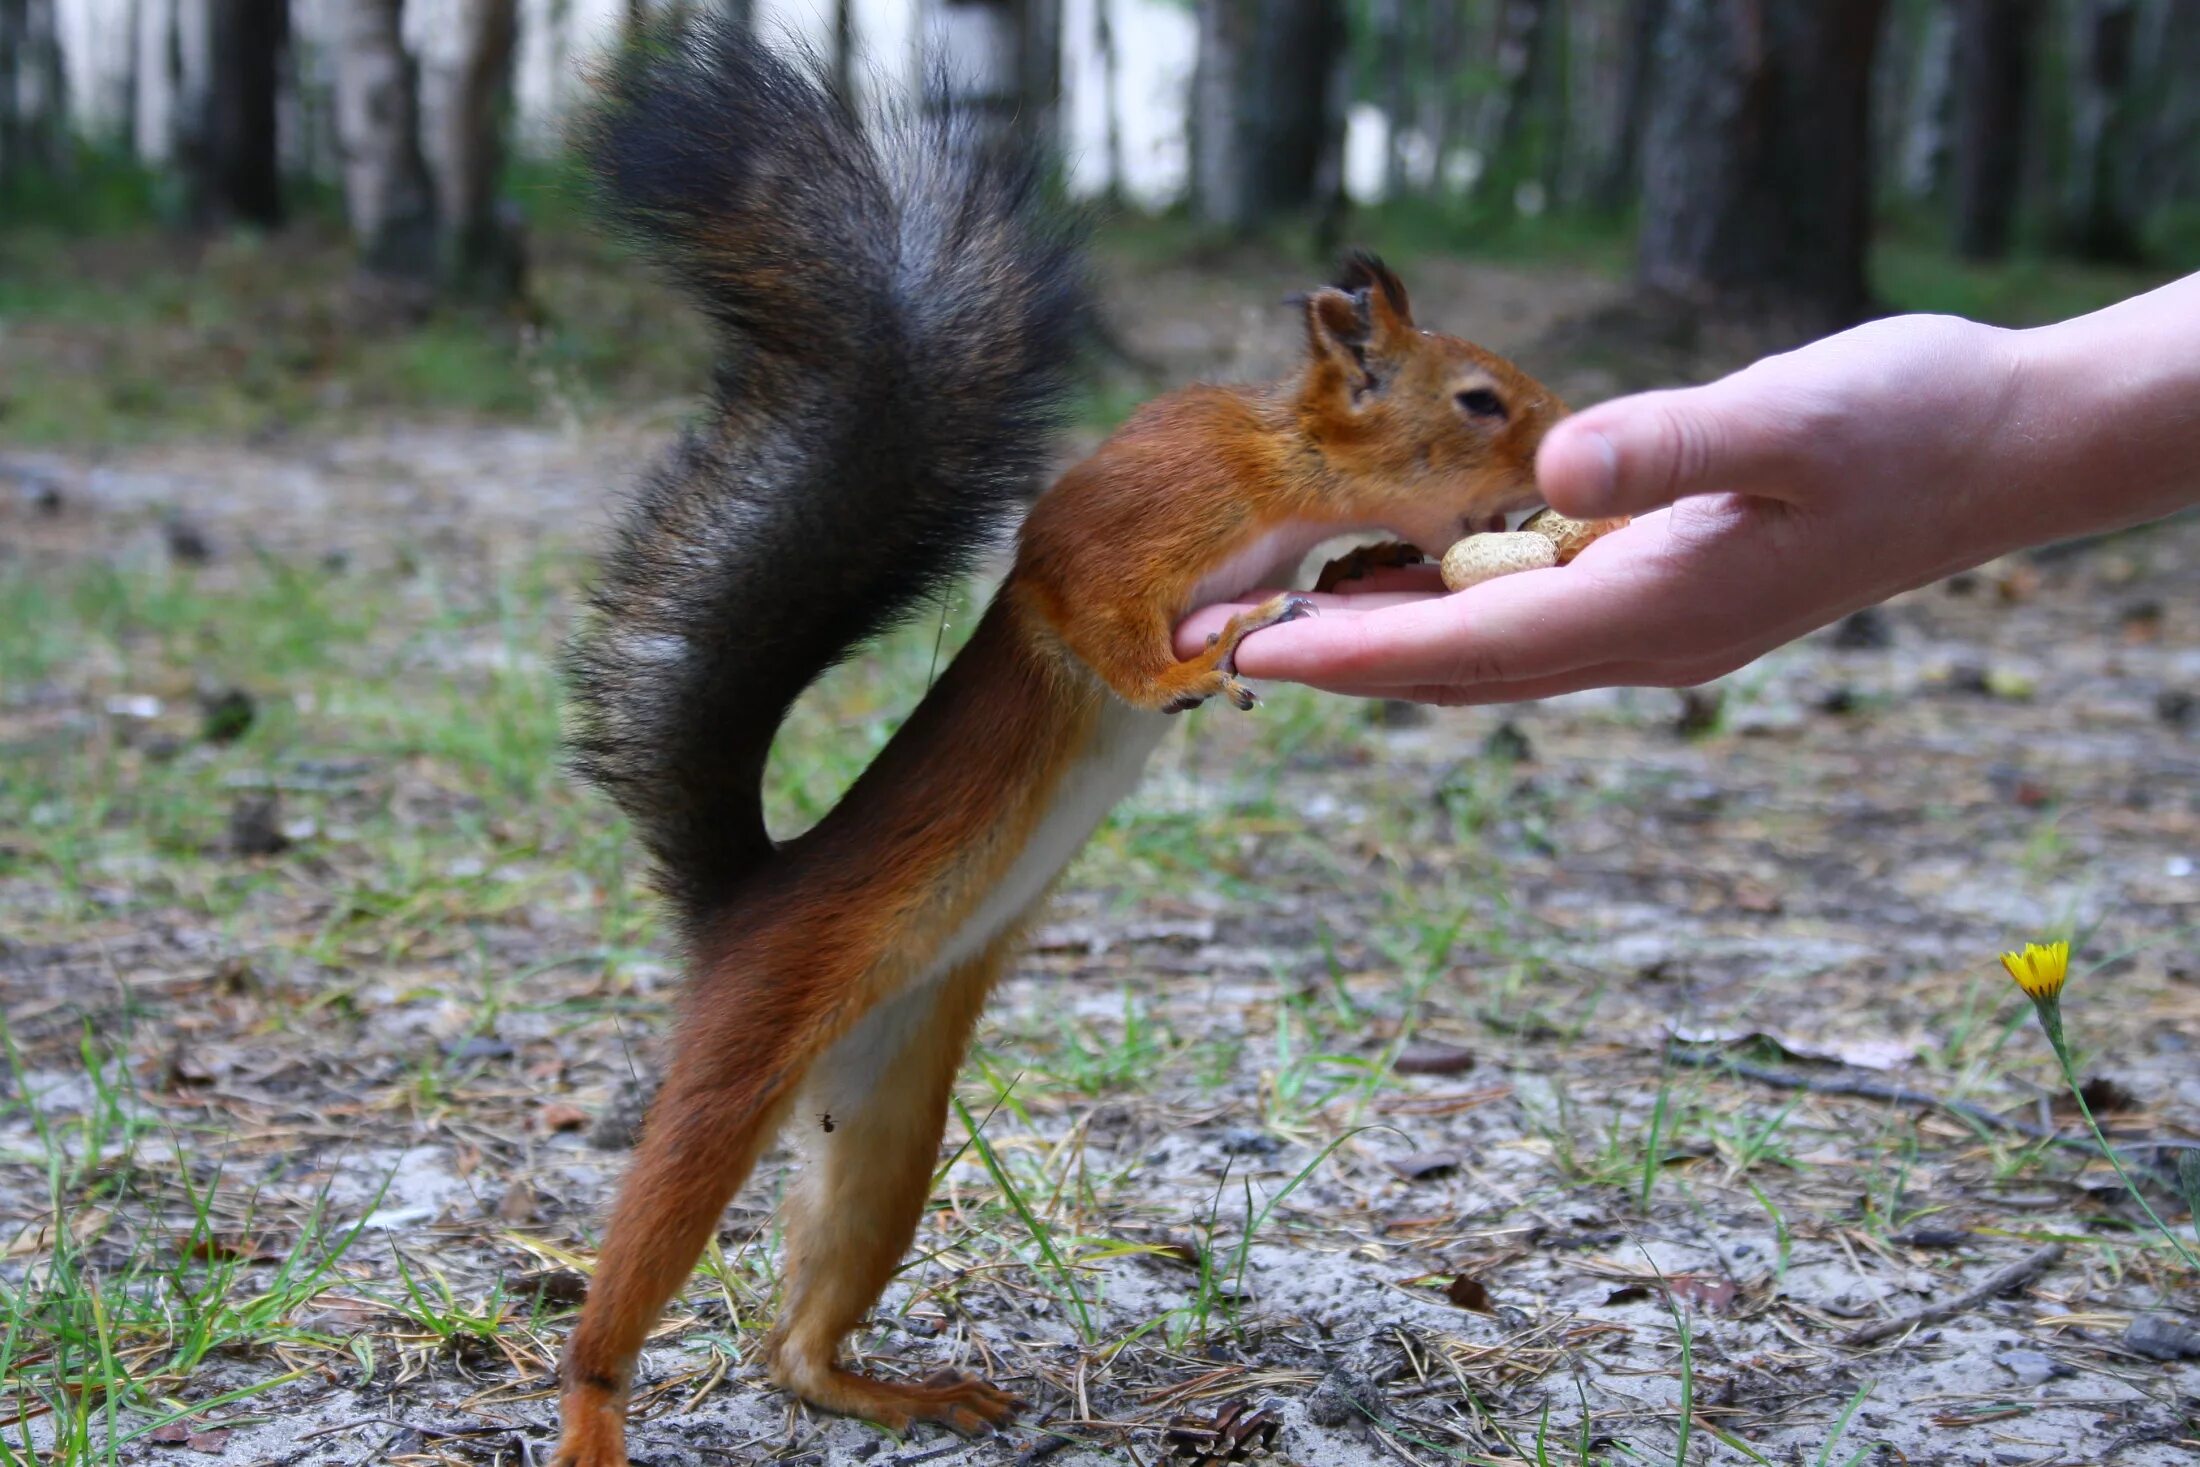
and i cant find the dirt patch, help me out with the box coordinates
[2,254,2197,1466]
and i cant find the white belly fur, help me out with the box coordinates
[806,696,1169,1115]
[933,693,1172,973]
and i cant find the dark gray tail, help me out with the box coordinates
[565,17,1091,928]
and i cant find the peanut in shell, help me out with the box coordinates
[1439,532,1558,591]
[1521,508,1630,564]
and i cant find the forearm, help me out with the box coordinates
[2002,272,2200,549]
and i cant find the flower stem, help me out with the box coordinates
[2037,1000,2200,1270]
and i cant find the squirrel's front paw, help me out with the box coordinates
[1162,673,1258,714]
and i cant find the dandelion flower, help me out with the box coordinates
[2000,940,2069,1005]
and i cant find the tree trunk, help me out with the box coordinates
[1593,0,1668,212]
[1893,0,1955,202]
[1423,0,1466,194]
[1475,0,1551,208]
[2135,0,2200,212]
[1373,0,1407,199]
[831,0,854,103]
[423,0,521,297]
[2061,0,2142,261]
[1951,0,2037,260]
[1093,0,1123,204]
[1638,0,1887,332]
[1,0,67,183]
[198,0,287,227]
[0,0,22,188]
[334,0,437,288]
[923,0,1025,140]
[1021,0,1061,148]
[1191,0,1342,232]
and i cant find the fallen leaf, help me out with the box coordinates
[1385,1151,1462,1180]
[1445,1275,1493,1313]
[496,1182,537,1224]
[538,1103,589,1133]
[1393,1042,1475,1076]
[1666,1274,1740,1314]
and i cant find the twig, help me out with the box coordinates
[1666,1045,2192,1184]
[1842,1243,2065,1347]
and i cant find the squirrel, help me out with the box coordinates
[553,18,1565,1466]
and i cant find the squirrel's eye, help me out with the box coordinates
[1456,388,1507,420]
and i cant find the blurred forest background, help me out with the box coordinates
[2,0,2198,447]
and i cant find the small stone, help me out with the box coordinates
[163,516,214,565]
[588,1075,658,1150]
[1218,1127,1283,1157]
[1833,608,1892,650]
[1673,687,1723,737]
[1305,1359,1384,1427]
[227,792,289,857]
[1371,699,1430,729]
[199,687,256,744]
[1482,720,1533,762]
[2155,689,2193,727]
[2122,1312,2200,1360]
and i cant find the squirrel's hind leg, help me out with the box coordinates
[554,932,859,1467]
[765,940,1018,1435]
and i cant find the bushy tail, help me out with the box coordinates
[565,17,1091,929]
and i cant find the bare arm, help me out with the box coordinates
[1176,272,2200,704]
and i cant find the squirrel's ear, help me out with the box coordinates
[1301,286,1374,396]
[1334,250,1415,351]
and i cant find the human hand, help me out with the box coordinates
[1177,310,2119,704]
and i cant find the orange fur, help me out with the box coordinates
[553,262,1564,1466]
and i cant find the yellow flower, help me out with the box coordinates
[2000,940,2070,1004]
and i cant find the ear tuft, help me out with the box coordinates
[1302,286,1375,395]
[1334,250,1413,326]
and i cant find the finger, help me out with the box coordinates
[1332,659,1657,706]
[1173,587,1447,659]
[1536,370,1823,521]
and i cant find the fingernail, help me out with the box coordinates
[1570,428,1620,515]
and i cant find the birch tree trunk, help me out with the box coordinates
[1191,0,1341,232]
[334,0,437,288]
[422,0,522,297]
[1638,0,1887,331]
[1951,0,2037,260]
[1093,0,1123,203]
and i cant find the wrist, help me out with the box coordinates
[2004,277,2200,546]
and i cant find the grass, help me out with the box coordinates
[7,202,2198,1460]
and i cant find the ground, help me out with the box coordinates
[2,243,2197,1467]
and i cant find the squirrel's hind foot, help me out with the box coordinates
[775,1359,1019,1436]
[550,1383,628,1467]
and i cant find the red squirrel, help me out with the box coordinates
[553,20,1565,1464]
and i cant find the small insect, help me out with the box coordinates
[820,1113,835,1133]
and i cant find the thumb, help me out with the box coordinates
[1535,378,1805,520]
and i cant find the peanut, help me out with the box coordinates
[1439,532,1558,591]
[1521,507,1630,564]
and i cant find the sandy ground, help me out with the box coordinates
[3,256,2198,1466]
